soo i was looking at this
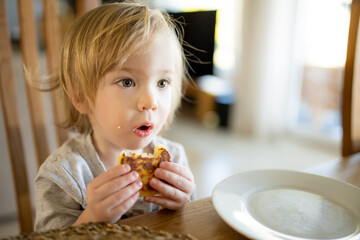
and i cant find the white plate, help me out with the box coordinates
[212,169,360,240]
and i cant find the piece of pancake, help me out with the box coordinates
[117,144,171,197]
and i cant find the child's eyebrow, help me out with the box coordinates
[119,67,175,75]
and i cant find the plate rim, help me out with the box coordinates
[212,169,360,240]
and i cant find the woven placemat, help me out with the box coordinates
[4,222,196,240]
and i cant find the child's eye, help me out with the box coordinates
[157,79,169,88]
[117,79,135,87]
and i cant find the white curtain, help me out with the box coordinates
[231,0,299,139]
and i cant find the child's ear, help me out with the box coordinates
[71,97,89,114]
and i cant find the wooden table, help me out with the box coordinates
[121,197,245,239]
[306,152,360,187]
[120,154,360,239]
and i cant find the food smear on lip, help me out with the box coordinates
[133,123,153,137]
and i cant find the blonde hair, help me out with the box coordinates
[60,1,188,133]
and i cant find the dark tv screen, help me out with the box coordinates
[169,10,217,78]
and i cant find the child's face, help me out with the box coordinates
[88,30,177,152]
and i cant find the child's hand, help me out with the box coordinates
[73,164,142,226]
[144,162,194,210]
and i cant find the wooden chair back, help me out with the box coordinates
[342,0,360,156]
[0,0,100,233]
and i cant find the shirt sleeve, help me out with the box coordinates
[34,154,88,232]
[34,175,83,232]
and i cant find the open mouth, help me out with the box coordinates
[133,123,154,137]
[137,125,151,131]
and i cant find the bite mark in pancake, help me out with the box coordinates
[117,144,171,197]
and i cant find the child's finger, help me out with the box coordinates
[144,195,182,210]
[111,191,140,220]
[104,179,142,210]
[149,178,188,203]
[154,168,193,194]
[159,162,194,182]
[95,171,139,200]
[89,164,131,189]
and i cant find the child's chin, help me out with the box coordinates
[126,138,154,151]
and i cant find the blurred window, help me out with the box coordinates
[291,0,351,141]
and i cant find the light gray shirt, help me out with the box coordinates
[34,133,191,232]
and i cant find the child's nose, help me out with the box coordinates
[137,90,158,111]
